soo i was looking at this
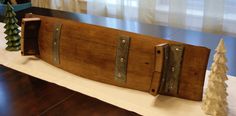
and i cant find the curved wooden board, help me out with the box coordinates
[23,14,210,101]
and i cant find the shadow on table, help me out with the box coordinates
[154,95,201,109]
[21,57,40,65]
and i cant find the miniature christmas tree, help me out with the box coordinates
[3,2,21,51]
[202,39,228,116]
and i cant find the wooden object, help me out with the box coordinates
[149,44,167,95]
[21,17,41,55]
[22,14,210,101]
[0,65,139,116]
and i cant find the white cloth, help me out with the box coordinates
[87,0,236,36]
[0,23,235,116]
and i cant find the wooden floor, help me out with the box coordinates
[0,65,139,116]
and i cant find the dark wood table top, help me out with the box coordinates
[0,65,139,116]
[1,7,235,76]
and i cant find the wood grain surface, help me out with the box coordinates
[24,14,210,101]
[12,7,236,77]
[0,65,139,116]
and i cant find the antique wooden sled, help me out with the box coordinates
[21,14,210,101]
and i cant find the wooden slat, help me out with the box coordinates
[149,44,167,95]
[24,14,210,101]
[178,46,210,100]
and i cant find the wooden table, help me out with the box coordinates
[0,65,138,116]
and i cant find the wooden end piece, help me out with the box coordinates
[21,17,41,56]
[149,43,168,95]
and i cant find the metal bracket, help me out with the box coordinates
[159,44,184,96]
[114,36,131,83]
[52,23,62,65]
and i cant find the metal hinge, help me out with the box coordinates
[158,44,184,96]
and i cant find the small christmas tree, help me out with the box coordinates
[3,2,21,51]
[202,39,228,116]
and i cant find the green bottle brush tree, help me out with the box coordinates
[3,2,20,51]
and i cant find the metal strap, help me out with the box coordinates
[114,36,131,83]
[52,23,62,65]
[159,44,184,96]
